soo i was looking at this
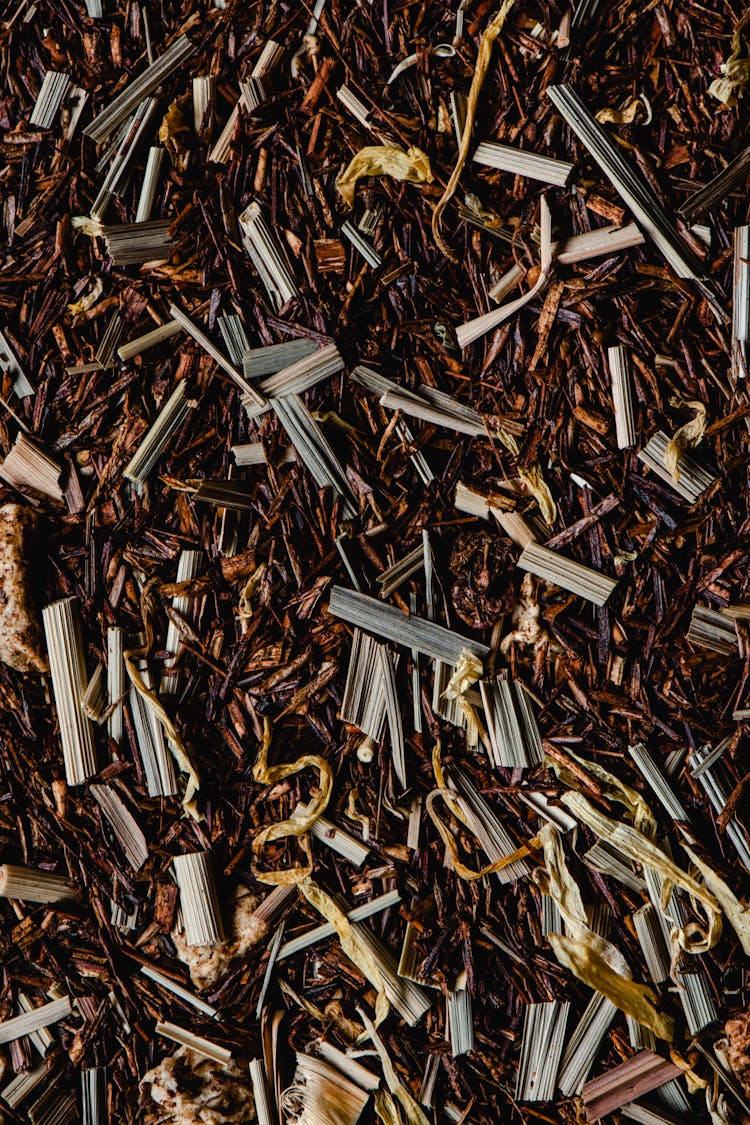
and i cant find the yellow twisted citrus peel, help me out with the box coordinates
[300,879,389,1027]
[427,743,535,880]
[537,823,675,1042]
[547,748,722,954]
[252,718,332,885]
[432,0,517,259]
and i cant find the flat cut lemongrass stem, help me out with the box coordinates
[552,222,644,264]
[84,35,196,143]
[379,388,488,437]
[0,864,74,903]
[244,341,344,419]
[733,225,750,380]
[42,597,97,786]
[0,997,72,1044]
[687,604,738,655]
[249,1059,273,1125]
[473,140,573,186]
[608,345,636,448]
[547,84,704,282]
[123,381,196,485]
[681,145,750,222]
[169,304,265,408]
[516,1001,570,1101]
[341,220,382,268]
[81,1067,106,1125]
[135,146,167,223]
[107,626,124,743]
[161,549,203,694]
[155,1022,232,1066]
[89,784,149,871]
[637,430,715,503]
[516,542,617,606]
[557,993,618,1096]
[82,663,106,720]
[277,890,400,961]
[0,432,64,501]
[29,70,71,130]
[117,318,181,361]
[192,75,215,134]
[140,965,217,1018]
[627,743,688,821]
[328,586,489,663]
[238,201,299,311]
[172,851,225,946]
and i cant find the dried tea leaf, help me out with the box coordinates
[336,145,434,208]
[300,879,390,1026]
[664,399,707,483]
[709,9,750,105]
[518,462,557,525]
[548,933,675,1042]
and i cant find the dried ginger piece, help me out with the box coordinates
[141,1047,255,1125]
[0,504,48,673]
[725,1009,750,1095]
[173,888,265,990]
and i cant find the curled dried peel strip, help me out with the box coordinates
[560,790,722,953]
[358,1007,431,1125]
[336,145,434,209]
[431,0,517,259]
[125,579,201,820]
[664,399,707,482]
[251,718,332,885]
[537,823,675,1042]
[425,788,534,881]
[300,879,390,1027]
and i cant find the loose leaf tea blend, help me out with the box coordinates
[3,1,750,1123]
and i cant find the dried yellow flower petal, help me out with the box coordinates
[336,145,434,208]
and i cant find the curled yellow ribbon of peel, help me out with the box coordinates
[536,824,675,1042]
[357,1008,431,1125]
[432,0,517,259]
[546,745,657,838]
[300,879,390,1028]
[679,834,750,957]
[251,719,333,885]
[125,578,202,820]
[426,789,535,881]
[560,791,722,953]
